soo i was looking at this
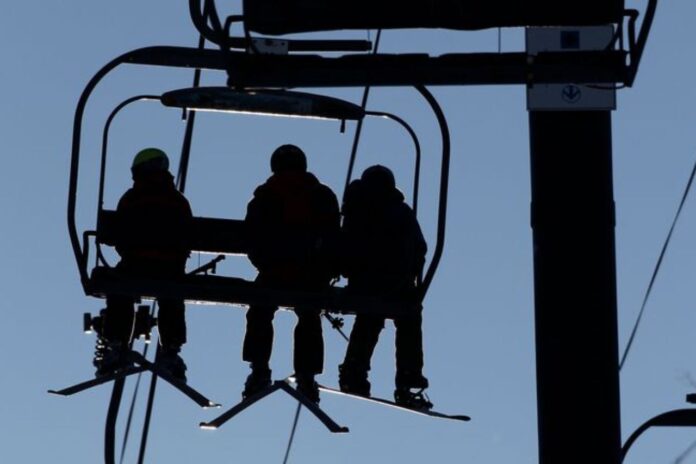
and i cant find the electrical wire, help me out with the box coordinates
[119,302,157,464]
[281,315,348,464]
[673,437,696,464]
[619,159,696,371]
[282,403,303,464]
[119,374,143,464]
[343,29,383,198]
[137,342,160,464]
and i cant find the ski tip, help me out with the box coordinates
[199,422,218,430]
[205,401,222,409]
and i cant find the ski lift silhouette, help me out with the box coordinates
[58,75,453,442]
[51,4,459,453]
[51,0,659,460]
[73,85,448,316]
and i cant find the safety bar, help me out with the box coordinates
[416,86,450,300]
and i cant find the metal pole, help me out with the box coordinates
[529,110,621,464]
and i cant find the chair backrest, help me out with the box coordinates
[244,0,625,35]
[96,209,249,255]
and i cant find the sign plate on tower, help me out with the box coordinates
[526,26,617,111]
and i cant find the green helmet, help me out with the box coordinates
[132,148,169,172]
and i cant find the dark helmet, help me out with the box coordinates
[360,165,396,191]
[270,144,307,173]
[131,147,169,175]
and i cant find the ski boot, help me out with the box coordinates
[338,363,371,397]
[158,345,187,383]
[93,338,130,378]
[242,364,272,399]
[295,373,320,403]
[394,371,433,410]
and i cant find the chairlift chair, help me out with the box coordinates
[77,85,450,318]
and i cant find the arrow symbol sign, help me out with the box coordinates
[561,84,582,104]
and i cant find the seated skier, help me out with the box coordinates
[94,148,193,382]
[338,165,431,409]
[242,144,340,402]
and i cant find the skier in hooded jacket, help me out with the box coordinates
[338,165,431,409]
[95,148,192,382]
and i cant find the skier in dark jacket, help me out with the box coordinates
[95,148,193,382]
[338,165,431,408]
[242,144,340,402]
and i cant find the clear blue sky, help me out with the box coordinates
[2,1,696,462]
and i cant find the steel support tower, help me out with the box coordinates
[529,110,622,464]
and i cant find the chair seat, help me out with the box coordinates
[88,267,418,318]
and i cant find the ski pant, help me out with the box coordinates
[343,310,424,382]
[102,261,186,347]
[242,274,325,375]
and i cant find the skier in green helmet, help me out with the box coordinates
[94,148,193,382]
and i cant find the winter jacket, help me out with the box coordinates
[341,179,427,292]
[115,171,193,268]
[245,171,340,282]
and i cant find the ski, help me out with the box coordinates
[49,352,219,409]
[200,379,349,433]
[48,365,146,396]
[317,384,471,422]
[200,382,284,429]
[277,381,349,433]
[128,351,219,409]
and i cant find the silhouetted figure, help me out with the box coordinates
[95,148,192,382]
[338,165,431,408]
[243,144,340,402]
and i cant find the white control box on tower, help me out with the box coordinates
[526,26,617,111]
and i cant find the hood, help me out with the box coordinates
[254,171,321,198]
[133,170,177,193]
